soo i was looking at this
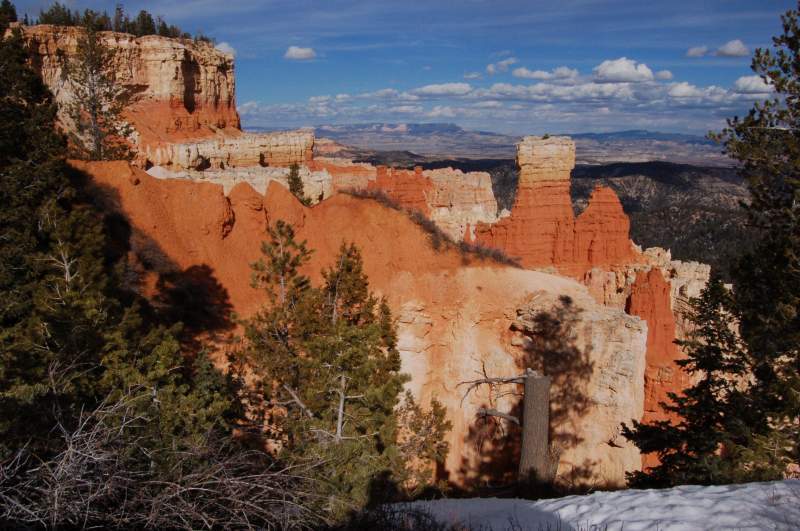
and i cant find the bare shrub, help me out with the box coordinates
[0,391,326,530]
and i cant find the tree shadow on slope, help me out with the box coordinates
[456,295,597,498]
[78,170,235,352]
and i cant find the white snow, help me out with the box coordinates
[401,480,800,530]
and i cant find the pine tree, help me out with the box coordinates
[243,230,449,514]
[625,2,800,485]
[709,1,800,479]
[622,278,753,487]
[287,162,311,205]
[0,21,109,458]
[0,0,16,27]
[112,3,126,32]
[65,26,132,160]
[0,19,239,462]
[133,9,155,37]
[37,2,78,26]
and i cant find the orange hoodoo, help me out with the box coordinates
[475,136,637,276]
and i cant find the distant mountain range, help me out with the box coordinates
[569,129,714,145]
[277,123,730,166]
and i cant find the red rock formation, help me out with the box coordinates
[366,166,432,215]
[476,180,576,268]
[72,160,651,486]
[626,268,691,468]
[575,186,637,270]
[474,136,638,276]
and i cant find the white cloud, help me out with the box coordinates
[309,95,331,103]
[655,70,673,80]
[389,105,423,114]
[478,81,635,102]
[667,82,732,103]
[512,66,579,81]
[361,88,400,98]
[717,39,749,57]
[734,75,773,94]
[357,88,418,101]
[472,100,503,108]
[593,57,654,83]
[215,42,236,57]
[686,46,708,58]
[427,105,457,118]
[464,72,482,80]
[486,57,517,75]
[284,46,316,60]
[335,93,351,101]
[668,81,704,98]
[413,82,473,96]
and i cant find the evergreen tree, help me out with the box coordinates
[0,15,238,463]
[0,0,16,26]
[133,9,155,37]
[65,26,132,160]
[0,20,105,458]
[243,228,449,514]
[287,162,311,205]
[625,2,800,485]
[37,2,77,26]
[112,3,126,32]
[713,2,800,475]
[622,279,753,487]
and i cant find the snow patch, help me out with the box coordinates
[401,480,800,530]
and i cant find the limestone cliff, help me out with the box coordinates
[16,24,240,150]
[145,130,315,170]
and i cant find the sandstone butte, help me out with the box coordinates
[19,23,712,485]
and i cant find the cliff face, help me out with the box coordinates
[367,166,433,215]
[474,136,638,275]
[625,268,692,469]
[144,130,315,169]
[74,160,649,487]
[17,24,240,149]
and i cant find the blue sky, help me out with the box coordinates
[14,0,796,134]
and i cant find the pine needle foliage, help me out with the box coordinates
[0,11,239,471]
[65,26,132,160]
[624,2,800,486]
[288,162,311,206]
[242,224,451,515]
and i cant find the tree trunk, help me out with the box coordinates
[518,370,551,483]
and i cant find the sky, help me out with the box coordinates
[13,0,797,135]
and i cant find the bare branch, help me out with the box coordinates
[477,407,520,425]
[282,384,314,419]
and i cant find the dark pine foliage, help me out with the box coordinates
[242,223,451,516]
[35,2,199,40]
[624,2,800,486]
